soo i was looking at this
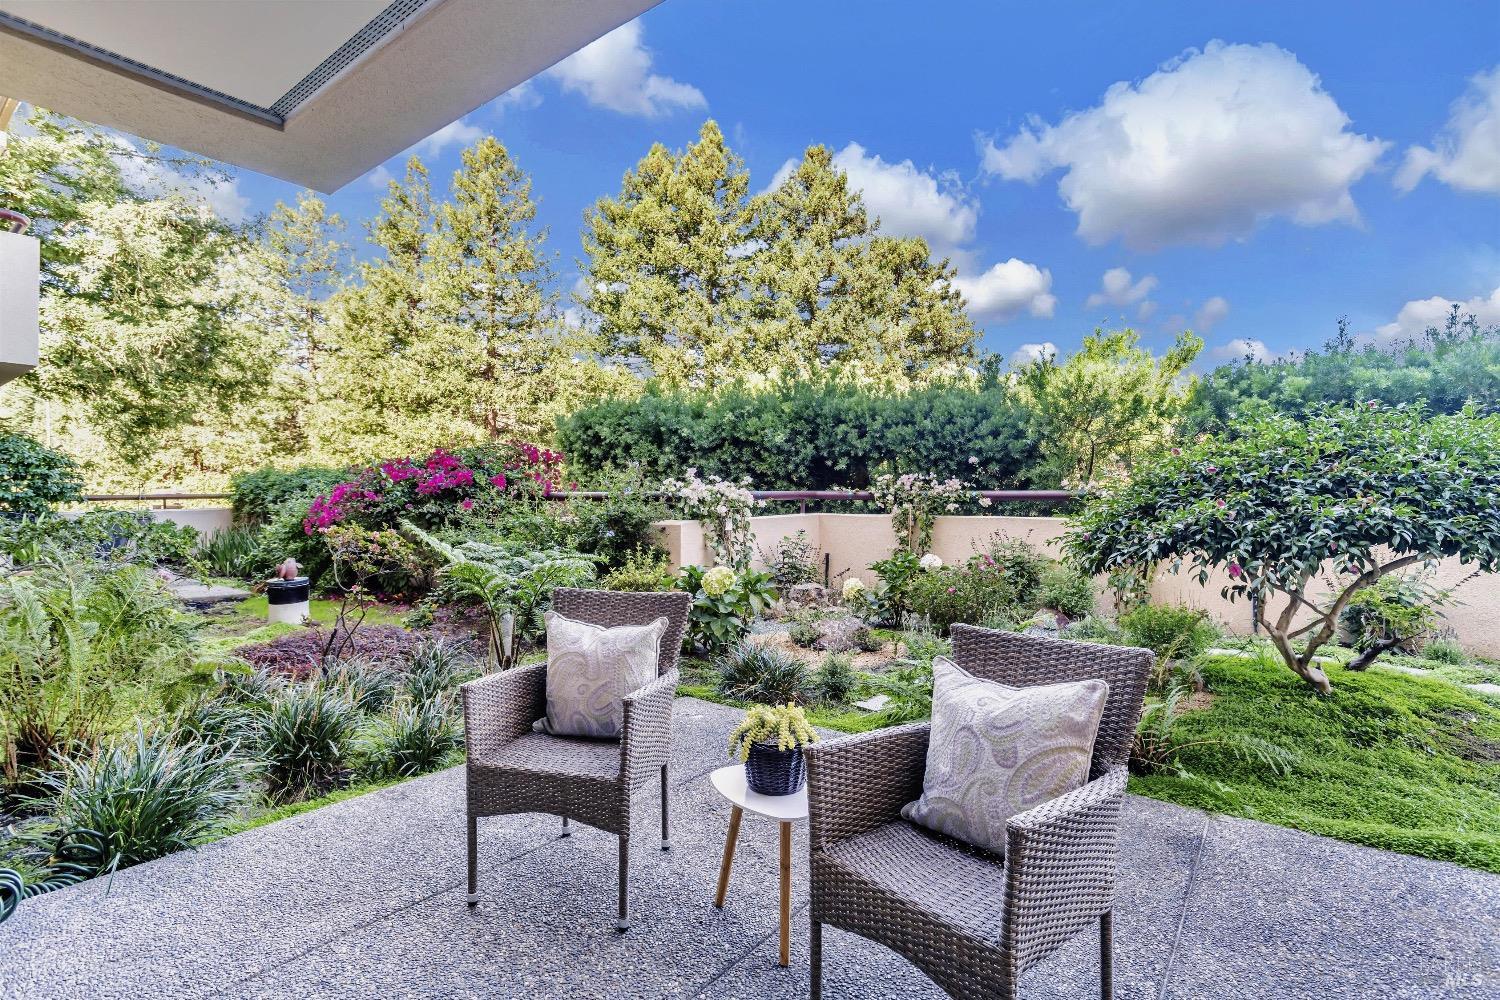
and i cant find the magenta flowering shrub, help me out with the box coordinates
[300,442,570,538]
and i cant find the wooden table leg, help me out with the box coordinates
[714,805,742,908]
[779,820,792,967]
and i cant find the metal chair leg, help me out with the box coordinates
[810,919,823,999]
[616,834,630,931]
[660,764,671,850]
[561,815,571,837]
[465,814,478,905]
[1100,910,1113,1000]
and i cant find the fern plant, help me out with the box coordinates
[404,522,596,669]
[728,703,818,761]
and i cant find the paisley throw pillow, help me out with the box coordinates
[901,655,1107,854]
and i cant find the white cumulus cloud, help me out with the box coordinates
[547,20,705,117]
[1008,342,1058,368]
[1195,296,1230,331]
[952,259,1057,321]
[829,143,978,255]
[1085,266,1157,309]
[1206,338,1278,364]
[767,142,1049,323]
[1395,66,1500,195]
[110,134,249,223]
[979,41,1387,250]
[415,119,486,157]
[1369,285,1500,345]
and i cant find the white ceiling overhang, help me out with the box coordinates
[0,0,662,192]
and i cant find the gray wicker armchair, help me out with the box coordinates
[461,588,690,930]
[804,626,1153,1000]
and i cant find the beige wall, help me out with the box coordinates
[654,512,1500,657]
[63,506,234,537]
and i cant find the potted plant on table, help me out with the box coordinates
[728,703,819,796]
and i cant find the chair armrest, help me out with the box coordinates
[1002,767,1128,976]
[461,662,546,760]
[621,669,679,787]
[805,722,930,850]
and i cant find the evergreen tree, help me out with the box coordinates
[579,122,978,388]
[749,145,977,383]
[579,120,757,389]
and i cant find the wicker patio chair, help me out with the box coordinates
[805,626,1154,1000]
[461,588,690,930]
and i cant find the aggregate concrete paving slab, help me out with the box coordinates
[2,698,1495,1000]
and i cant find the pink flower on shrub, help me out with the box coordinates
[1228,562,1243,579]
[460,499,474,511]
[490,473,508,490]
[1214,499,1226,509]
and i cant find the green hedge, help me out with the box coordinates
[229,466,346,524]
[557,380,1044,490]
[0,432,83,516]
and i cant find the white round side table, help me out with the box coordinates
[708,764,808,967]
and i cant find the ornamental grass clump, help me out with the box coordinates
[728,703,818,761]
[717,643,809,705]
[33,726,246,872]
[359,699,461,779]
[258,685,361,801]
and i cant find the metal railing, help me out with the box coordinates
[81,489,1077,514]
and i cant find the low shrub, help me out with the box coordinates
[33,727,244,871]
[358,699,461,779]
[0,432,82,516]
[812,654,859,704]
[1120,604,1219,664]
[717,643,809,705]
[765,530,821,590]
[787,617,822,649]
[3,511,199,568]
[869,550,921,623]
[258,685,360,801]
[1422,638,1468,665]
[679,565,778,656]
[861,661,933,723]
[601,548,676,592]
[906,565,1018,635]
[1039,566,1097,619]
[564,472,667,570]
[974,537,1048,607]
[1064,614,1130,647]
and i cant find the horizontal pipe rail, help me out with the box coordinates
[81,489,1076,507]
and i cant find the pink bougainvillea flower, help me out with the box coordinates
[1215,499,1226,509]
[460,499,474,511]
[490,473,507,490]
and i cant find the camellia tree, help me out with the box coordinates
[1064,403,1500,694]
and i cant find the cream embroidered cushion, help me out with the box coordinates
[539,612,669,740]
[901,655,1108,855]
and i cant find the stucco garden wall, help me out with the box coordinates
[654,513,1500,658]
[63,505,234,536]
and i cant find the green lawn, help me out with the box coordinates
[1132,653,1500,873]
[229,595,411,628]
[680,649,1500,873]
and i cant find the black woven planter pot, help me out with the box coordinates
[745,742,806,796]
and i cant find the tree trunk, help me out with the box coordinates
[1265,625,1333,696]
[1347,637,1405,671]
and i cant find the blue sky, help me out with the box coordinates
[220,0,1500,368]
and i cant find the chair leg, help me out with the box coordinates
[616,834,630,931]
[810,918,823,999]
[465,814,478,905]
[1100,910,1113,1000]
[660,764,671,850]
[561,815,571,837]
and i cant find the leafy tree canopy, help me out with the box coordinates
[1188,310,1500,431]
[1065,403,1500,693]
[1016,328,1202,486]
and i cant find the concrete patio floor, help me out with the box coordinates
[2,697,1496,1000]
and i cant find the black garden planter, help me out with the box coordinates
[745,742,806,796]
